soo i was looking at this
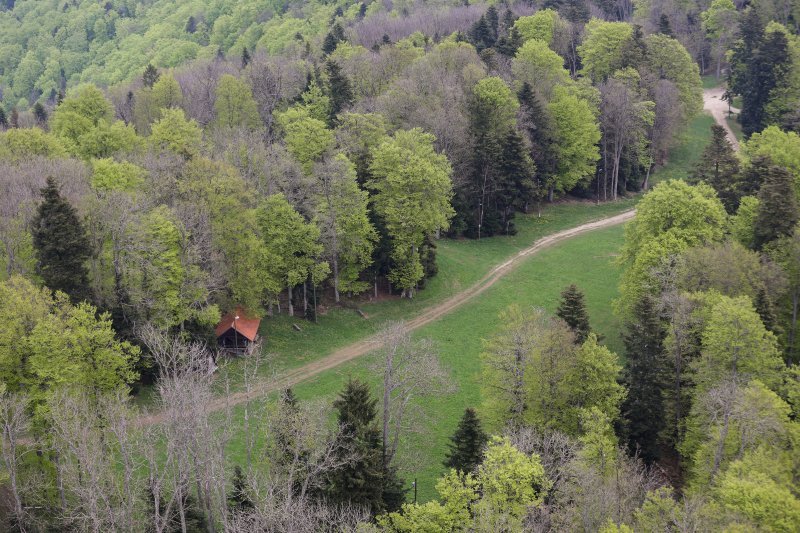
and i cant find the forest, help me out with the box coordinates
[0,0,799,530]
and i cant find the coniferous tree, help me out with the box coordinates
[621,295,668,462]
[443,408,488,473]
[691,125,742,213]
[9,107,18,128]
[754,286,779,335]
[32,102,47,125]
[0,107,7,129]
[325,60,353,124]
[754,162,799,249]
[658,14,673,36]
[556,284,591,343]
[32,177,93,301]
[228,465,254,513]
[241,47,251,68]
[518,83,557,205]
[326,379,405,514]
[143,64,159,88]
[497,128,537,233]
[185,16,196,34]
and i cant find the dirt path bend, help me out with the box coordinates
[703,86,741,151]
[138,209,636,425]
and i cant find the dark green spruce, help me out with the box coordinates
[444,408,488,473]
[556,284,592,344]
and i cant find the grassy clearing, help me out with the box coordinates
[649,113,715,184]
[727,114,744,141]
[221,224,627,502]
[702,74,722,89]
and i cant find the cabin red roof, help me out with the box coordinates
[215,307,261,342]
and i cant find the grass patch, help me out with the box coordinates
[649,113,715,184]
[221,224,627,502]
[727,114,744,141]
[702,74,722,89]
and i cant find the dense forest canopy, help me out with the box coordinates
[0,0,799,530]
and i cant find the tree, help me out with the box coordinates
[32,102,47,125]
[621,295,668,462]
[313,155,376,301]
[143,64,160,88]
[32,177,92,301]
[228,465,254,513]
[326,379,404,515]
[512,39,570,100]
[258,193,328,316]
[578,20,633,82]
[518,83,556,207]
[754,162,799,249]
[368,129,454,297]
[214,74,260,130]
[150,108,203,159]
[444,408,488,473]
[702,0,739,79]
[547,87,601,197]
[276,107,334,174]
[742,126,800,194]
[691,124,742,212]
[556,284,591,343]
[325,60,353,124]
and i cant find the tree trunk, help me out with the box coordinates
[333,257,340,303]
[287,285,294,317]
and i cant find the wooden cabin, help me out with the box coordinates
[215,307,261,355]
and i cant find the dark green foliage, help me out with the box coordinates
[691,125,742,213]
[729,12,792,136]
[325,60,353,124]
[325,379,405,515]
[443,408,488,473]
[469,8,498,53]
[32,102,47,125]
[496,27,522,57]
[0,106,6,128]
[755,162,799,249]
[185,16,196,34]
[497,128,537,234]
[228,465,254,513]
[556,284,591,344]
[561,0,590,23]
[518,83,557,201]
[418,235,439,289]
[755,286,779,335]
[241,47,251,68]
[658,14,673,36]
[322,22,345,54]
[10,107,18,128]
[620,25,647,71]
[142,64,159,88]
[32,177,93,302]
[621,295,668,462]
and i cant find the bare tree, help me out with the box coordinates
[372,322,455,468]
[0,393,30,531]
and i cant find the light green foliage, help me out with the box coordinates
[299,80,332,123]
[27,298,140,421]
[127,205,215,329]
[377,470,478,532]
[577,407,619,476]
[50,84,139,158]
[643,34,703,119]
[90,158,146,192]
[730,196,759,248]
[632,488,683,531]
[53,84,113,126]
[476,436,549,522]
[578,20,634,82]
[150,72,184,112]
[276,106,334,174]
[512,39,571,99]
[513,9,562,46]
[314,154,377,298]
[599,520,634,533]
[368,129,454,296]
[715,468,800,532]
[471,77,519,135]
[619,181,727,311]
[214,74,260,130]
[0,276,53,393]
[150,108,203,159]
[742,126,800,195]
[565,335,626,430]
[694,296,783,393]
[258,193,328,298]
[547,87,601,193]
[0,128,67,161]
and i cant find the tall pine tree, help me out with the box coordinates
[325,60,353,125]
[621,295,668,462]
[326,379,404,514]
[556,284,591,343]
[754,160,799,249]
[32,177,92,302]
[690,125,742,213]
[443,408,488,473]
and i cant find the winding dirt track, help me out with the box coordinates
[137,209,636,426]
[703,86,741,151]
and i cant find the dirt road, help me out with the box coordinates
[137,209,636,425]
[703,86,741,151]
